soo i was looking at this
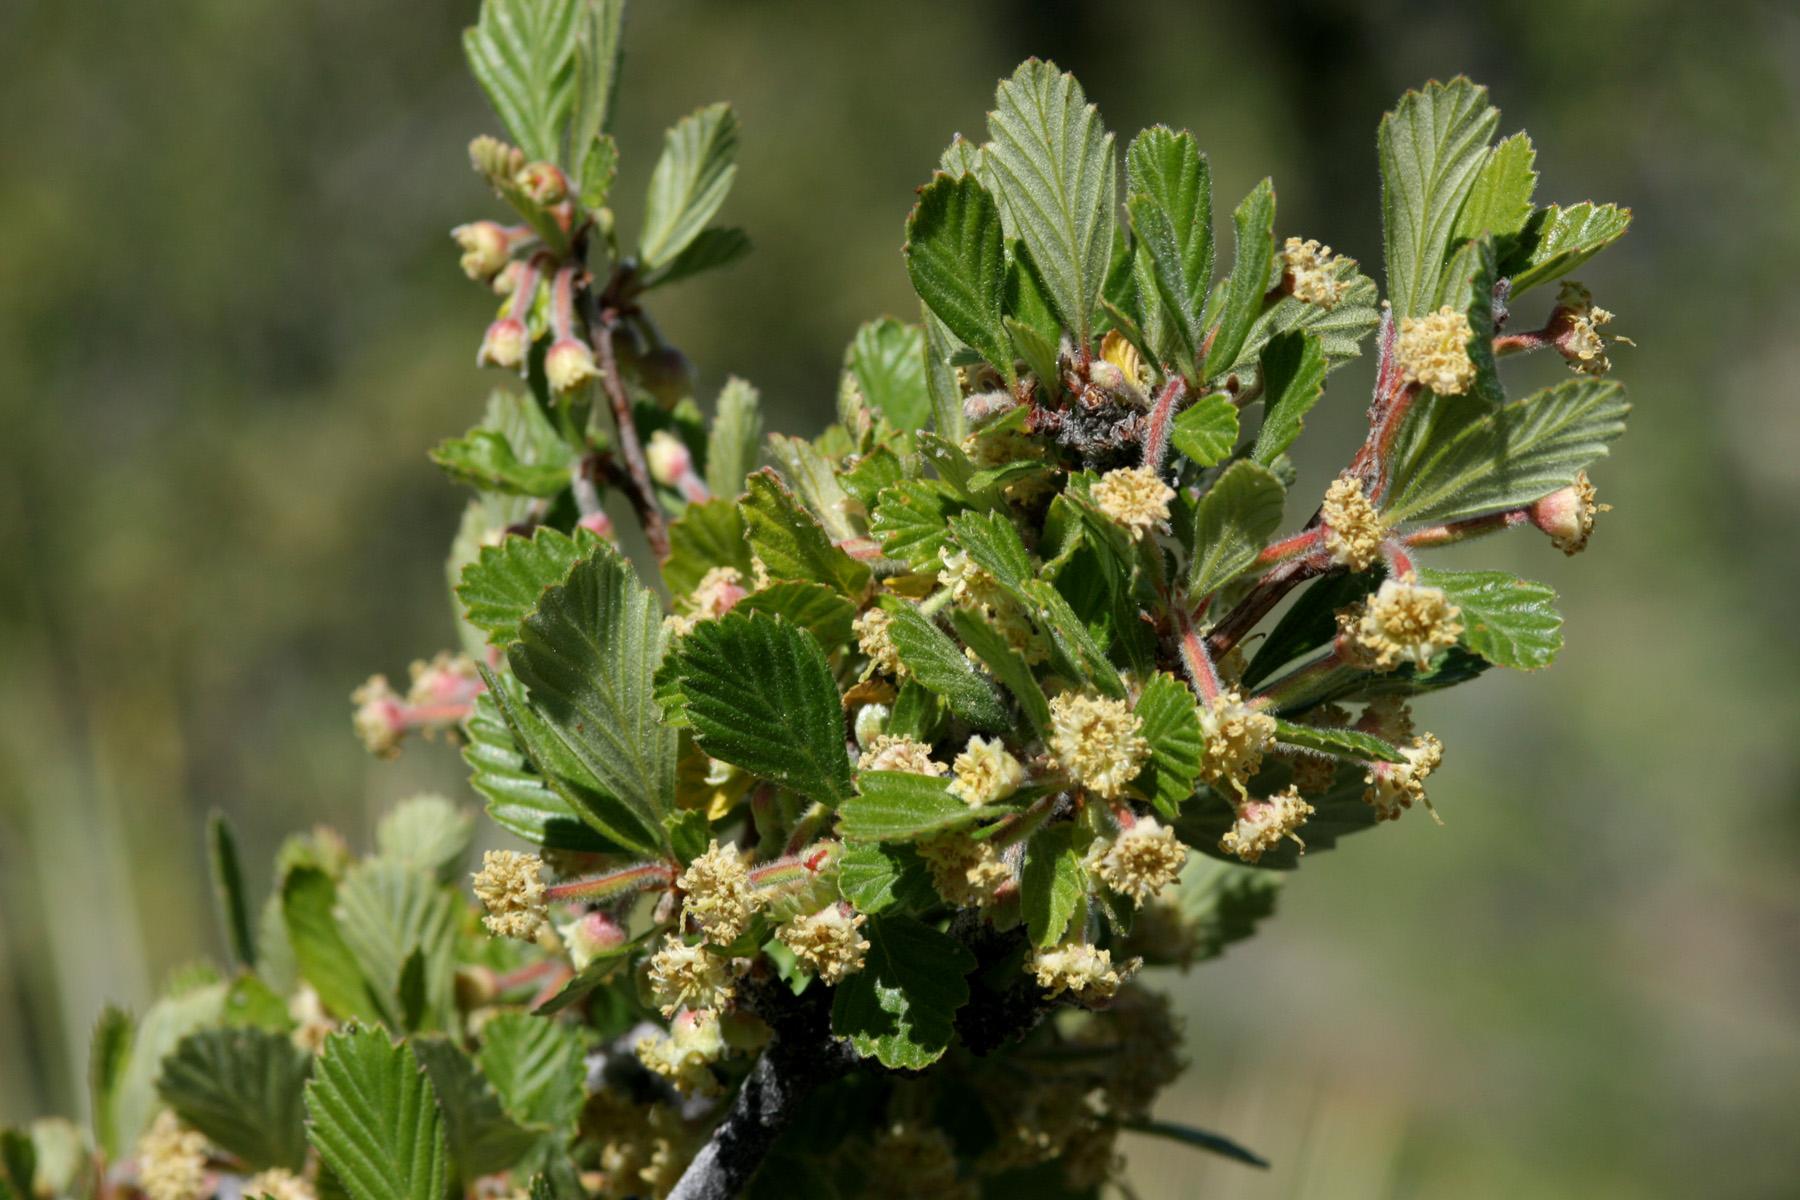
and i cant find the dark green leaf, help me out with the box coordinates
[1021,824,1085,947]
[463,682,621,853]
[1416,567,1563,670]
[1129,673,1204,819]
[1187,461,1285,596]
[1184,861,1283,964]
[830,916,975,1069]
[949,608,1051,737]
[837,844,938,915]
[413,1038,540,1181]
[1243,571,1379,689]
[1271,719,1404,763]
[1169,392,1239,468]
[662,610,853,806]
[741,470,871,597]
[305,1028,448,1200]
[905,174,1012,379]
[664,496,754,596]
[884,605,1009,730]
[157,1028,312,1170]
[207,811,256,969]
[871,479,967,568]
[735,581,856,648]
[1125,127,1212,368]
[1120,1118,1268,1169]
[638,226,751,291]
[89,1006,133,1158]
[1250,332,1328,466]
[1201,179,1276,381]
[1379,77,1500,318]
[458,526,603,647]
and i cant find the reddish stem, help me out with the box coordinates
[590,307,670,558]
[1140,377,1186,472]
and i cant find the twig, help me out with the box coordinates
[587,302,670,558]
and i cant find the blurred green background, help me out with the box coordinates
[2,0,1796,1195]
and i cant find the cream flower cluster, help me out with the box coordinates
[857,734,946,776]
[1320,475,1385,571]
[1093,818,1187,906]
[635,1008,726,1096]
[948,735,1026,806]
[1198,690,1278,789]
[938,547,1048,664]
[1364,732,1445,821]
[1031,942,1128,1003]
[917,833,1011,907]
[1340,575,1464,672]
[1218,787,1315,863]
[471,850,550,943]
[1091,466,1174,541]
[1396,305,1477,395]
[778,903,871,983]
[1282,237,1351,308]
[1047,692,1150,799]
[676,840,761,945]
[646,935,734,1017]
[852,607,907,678]
[136,1112,209,1200]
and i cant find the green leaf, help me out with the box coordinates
[740,470,871,597]
[1250,332,1328,466]
[1119,1118,1268,1169]
[870,479,967,568]
[475,1012,585,1132]
[1004,317,1061,393]
[1379,77,1500,318]
[661,610,853,806]
[1129,673,1204,819]
[463,682,620,853]
[1271,719,1404,763]
[1168,392,1239,468]
[1201,178,1276,381]
[638,226,751,291]
[840,771,999,842]
[1233,259,1380,378]
[884,680,948,746]
[1125,127,1213,368]
[921,308,967,441]
[944,510,1033,589]
[883,605,1009,730]
[1243,571,1379,689]
[846,318,931,432]
[305,1028,448,1200]
[531,929,654,1016]
[567,0,625,165]
[766,435,858,542]
[463,0,582,163]
[1383,377,1629,524]
[336,861,458,1033]
[376,795,475,883]
[1500,202,1632,294]
[736,581,856,648]
[985,60,1116,343]
[949,609,1051,737]
[1021,824,1085,947]
[1183,861,1283,964]
[1023,578,1124,697]
[508,543,676,854]
[1416,567,1563,670]
[664,496,754,596]
[830,916,975,1069]
[89,1006,133,1158]
[837,844,938,915]
[413,1038,539,1181]
[458,526,602,647]
[905,174,1011,379]
[639,103,740,270]
[157,1028,312,1170]
[1187,461,1285,596]
[207,811,256,969]
[114,981,226,1152]
[432,391,574,498]
[1452,131,1537,242]
[282,869,385,1026]
[705,377,763,498]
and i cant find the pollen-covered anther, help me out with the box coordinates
[1048,692,1150,799]
[351,675,406,758]
[949,735,1026,806]
[917,833,1011,907]
[1320,475,1386,571]
[1092,466,1174,541]
[1396,305,1477,395]
[1198,690,1278,788]
[857,734,946,776]
[244,1170,316,1200]
[135,1111,209,1200]
[1094,817,1188,906]
[1553,282,1621,376]
[676,840,761,945]
[668,566,747,636]
[1530,470,1608,555]
[1364,732,1444,821]
[852,608,907,678]
[647,934,734,1016]
[1282,236,1350,309]
[405,650,482,707]
[472,850,550,943]
[778,903,870,984]
[636,1008,726,1097]
[1031,941,1133,1003]
[1339,575,1464,671]
[1217,787,1315,863]
[452,220,512,283]
[545,337,598,394]
[557,910,628,971]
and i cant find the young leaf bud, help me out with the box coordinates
[514,160,569,206]
[1529,470,1607,554]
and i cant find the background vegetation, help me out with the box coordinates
[2,0,1795,1195]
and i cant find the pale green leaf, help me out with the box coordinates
[870,478,967,568]
[112,983,225,1153]
[1129,673,1204,819]
[767,434,858,541]
[740,470,871,597]
[1271,719,1404,763]
[1202,179,1276,380]
[1501,201,1632,294]
[305,1028,448,1200]
[905,173,1012,379]
[1021,824,1085,947]
[884,605,1009,730]
[282,869,385,1026]
[921,308,967,440]
[638,226,750,291]
[463,0,583,163]
[831,916,975,1069]
[1187,461,1285,596]
[413,1039,539,1181]
[336,861,457,1033]
[1452,131,1537,242]
[431,391,575,498]
[376,795,475,883]
[1125,126,1213,368]
[1232,258,1380,379]
[840,771,1001,842]
[1169,392,1239,468]
[89,1007,133,1158]
[735,581,856,648]
[1379,77,1500,318]
[507,543,676,853]
[640,103,740,269]
[157,1028,311,1171]
[705,377,763,498]
[661,610,853,806]
[1416,567,1563,670]
[567,0,625,168]
[1384,377,1629,524]
[847,318,931,432]
[664,496,753,596]
[985,60,1116,342]
[475,1012,585,1132]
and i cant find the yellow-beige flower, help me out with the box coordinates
[471,850,550,943]
[1217,787,1315,863]
[1048,692,1150,799]
[948,735,1026,806]
[1396,305,1477,395]
[1339,575,1463,672]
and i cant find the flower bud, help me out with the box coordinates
[559,910,629,971]
[853,702,890,749]
[477,317,529,370]
[645,430,694,488]
[451,220,511,282]
[578,509,616,539]
[514,160,568,206]
[544,337,598,394]
[1529,470,1606,555]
